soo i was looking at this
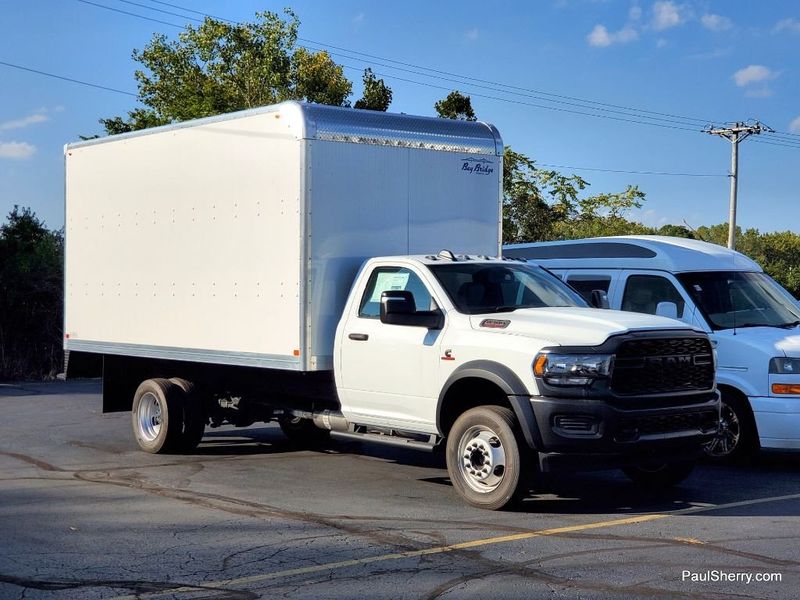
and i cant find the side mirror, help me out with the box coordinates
[656,301,679,320]
[590,289,610,309]
[380,290,443,329]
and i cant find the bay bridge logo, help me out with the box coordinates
[461,157,495,175]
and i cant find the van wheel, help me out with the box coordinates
[132,378,184,454]
[623,461,695,488]
[278,416,330,446]
[704,392,756,462]
[446,406,531,510]
[169,378,206,452]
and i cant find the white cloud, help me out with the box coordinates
[656,38,668,48]
[629,5,642,20]
[0,141,36,159]
[733,64,777,87]
[775,17,800,33]
[465,27,479,41]
[0,112,49,131]
[652,1,684,31]
[789,116,800,134]
[587,24,638,47]
[701,14,732,32]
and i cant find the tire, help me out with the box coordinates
[703,392,757,462]
[131,378,184,454]
[278,416,331,446]
[446,406,532,510]
[169,378,206,452]
[623,461,695,488]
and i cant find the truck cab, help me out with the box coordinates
[505,235,800,461]
[334,252,719,508]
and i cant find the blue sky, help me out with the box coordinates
[0,0,798,233]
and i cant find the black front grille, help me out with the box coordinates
[615,409,719,442]
[611,337,714,396]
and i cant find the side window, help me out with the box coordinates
[622,275,685,318]
[566,275,612,304]
[358,267,435,318]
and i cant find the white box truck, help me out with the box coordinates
[65,102,719,509]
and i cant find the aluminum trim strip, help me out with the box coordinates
[64,339,303,370]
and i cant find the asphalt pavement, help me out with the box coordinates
[1,380,798,599]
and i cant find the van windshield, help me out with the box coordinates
[429,262,586,314]
[677,271,800,330]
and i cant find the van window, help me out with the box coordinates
[359,267,435,318]
[566,275,612,304]
[622,275,685,318]
[677,271,800,330]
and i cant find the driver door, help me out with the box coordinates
[338,265,443,431]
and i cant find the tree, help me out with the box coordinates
[0,207,64,379]
[100,10,353,134]
[354,68,393,111]
[434,91,477,121]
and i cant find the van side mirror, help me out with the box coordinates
[380,290,443,329]
[590,289,610,309]
[656,301,679,320]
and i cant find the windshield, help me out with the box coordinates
[429,262,587,314]
[677,271,800,330]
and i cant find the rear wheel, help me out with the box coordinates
[446,406,532,510]
[623,461,695,488]
[704,392,757,462]
[132,378,184,454]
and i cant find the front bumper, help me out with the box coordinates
[527,392,720,472]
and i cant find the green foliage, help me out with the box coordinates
[0,207,64,380]
[502,147,647,243]
[434,91,477,121]
[354,68,393,111]
[100,10,354,134]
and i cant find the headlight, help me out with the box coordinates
[533,353,613,386]
[769,357,800,374]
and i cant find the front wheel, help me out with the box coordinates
[704,393,756,462]
[623,461,695,488]
[446,406,532,510]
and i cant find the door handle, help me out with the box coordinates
[348,333,369,341]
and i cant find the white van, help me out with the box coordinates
[505,236,800,460]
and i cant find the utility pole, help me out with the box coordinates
[704,121,773,250]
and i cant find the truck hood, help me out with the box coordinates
[469,307,696,347]
[714,324,800,358]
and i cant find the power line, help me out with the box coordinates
[137,0,717,128]
[537,163,726,177]
[75,0,183,28]
[73,0,704,133]
[82,0,800,149]
[0,59,136,96]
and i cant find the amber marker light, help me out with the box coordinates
[533,354,548,377]
[772,383,800,395]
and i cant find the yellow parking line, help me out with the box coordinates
[110,490,800,599]
[110,513,668,599]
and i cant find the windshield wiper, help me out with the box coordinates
[489,305,520,313]
[731,322,770,328]
[777,320,800,329]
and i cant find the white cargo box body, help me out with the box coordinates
[65,102,503,371]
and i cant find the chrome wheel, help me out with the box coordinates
[704,401,740,458]
[457,425,507,494]
[137,391,162,442]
